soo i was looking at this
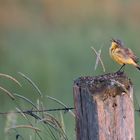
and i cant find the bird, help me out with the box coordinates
[109,39,140,71]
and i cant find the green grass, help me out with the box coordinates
[1,1,140,139]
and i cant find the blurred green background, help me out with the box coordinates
[0,0,140,139]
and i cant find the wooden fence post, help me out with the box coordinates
[73,71,135,140]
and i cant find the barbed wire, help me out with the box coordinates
[0,107,75,115]
[1,107,140,116]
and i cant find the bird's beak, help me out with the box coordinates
[110,38,116,43]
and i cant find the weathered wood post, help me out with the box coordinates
[73,71,135,140]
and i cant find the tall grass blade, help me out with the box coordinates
[0,86,15,100]
[14,93,37,109]
[0,73,22,87]
[18,72,42,97]
[47,96,75,117]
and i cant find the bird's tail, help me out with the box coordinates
[136,65,140,71]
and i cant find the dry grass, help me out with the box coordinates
[1,72,74,140]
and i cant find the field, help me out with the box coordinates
[0,0,140,139]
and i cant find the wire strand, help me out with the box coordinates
[0,107,75,115]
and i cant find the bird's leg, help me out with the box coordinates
[117,64,125,72]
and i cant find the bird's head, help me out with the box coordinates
[111,39,124,49]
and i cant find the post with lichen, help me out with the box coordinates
[73,72,135,140]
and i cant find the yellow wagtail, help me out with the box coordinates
[109,39,140,71]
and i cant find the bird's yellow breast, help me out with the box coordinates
[110,42,126,65]
[110,47,124,65]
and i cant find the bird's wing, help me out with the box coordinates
[124,48,139,63]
